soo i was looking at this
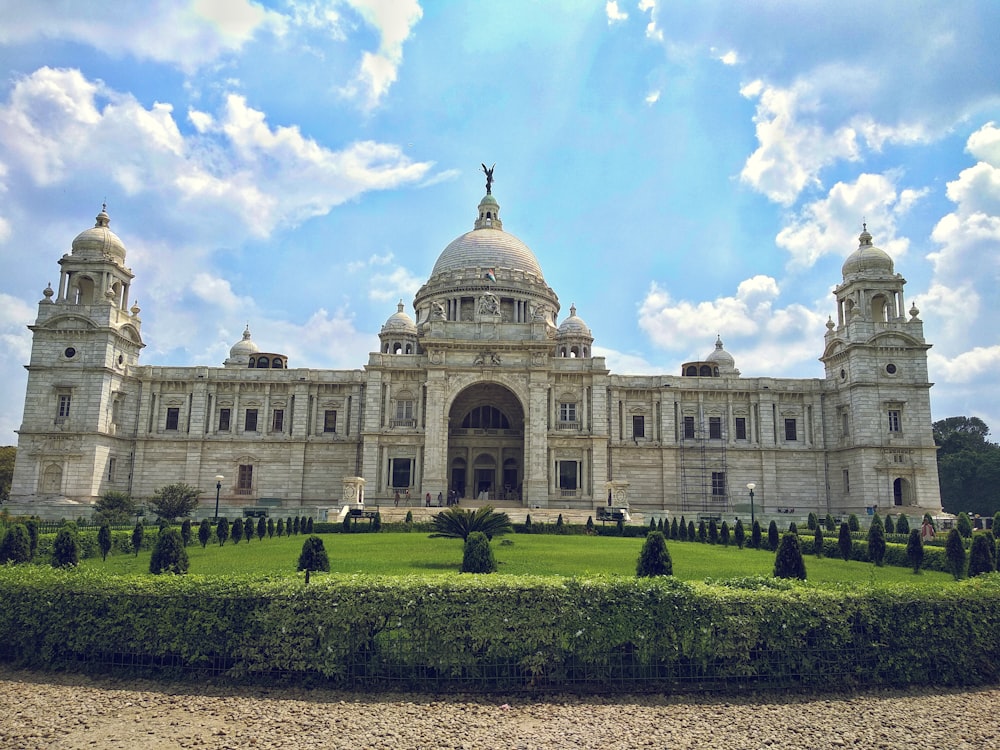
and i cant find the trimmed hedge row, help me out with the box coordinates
[1,567,998,692]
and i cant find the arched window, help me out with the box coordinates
[271,358,283,368]
[699,364,712,377]
[685,365,697,376]
[257,356,270,368]
[42,464,63,493]
[871,294,889,322]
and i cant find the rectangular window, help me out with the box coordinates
[245,408,258,432]
[784,418,798,441]
[559,403,577,422]
[709,416,722,439]
[107,457,117,482]
[888,409,901,433]
[323,409,337,433]
[111,398,122,426]
[237,464,253,494]
[56,394,71,421]
[735,417,747,440]
[165,407,180,431]
[683,416,695,439]
[711,471,726,497]
[843,469,850,494]
[558,460,578,490]
[389,458,413,489]
[395,400,414,420]
[841,411,849,437]
[272,409,284,432]
[632,415,645,439]
[218,408,231,432]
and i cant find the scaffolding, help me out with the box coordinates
[679,411,731,515]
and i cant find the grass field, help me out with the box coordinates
[82,532,954,586]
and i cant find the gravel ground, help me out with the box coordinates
[1,667,996,749]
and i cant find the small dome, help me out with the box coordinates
[558,304,592,337]
[229,326,260,359]
[706,336,734,366]
[842,225,894,277]
[381,300,417,335]
[71,205,127,263]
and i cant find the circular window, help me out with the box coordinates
[840,369,846,380]
[886,363,897,374]
[64,347,76,359]
[118,354,124,366]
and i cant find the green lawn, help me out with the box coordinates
[83,532,954,586]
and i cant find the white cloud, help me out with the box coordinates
[966,121,1000,165]
[606,1,628,24]
[339,0,423,109]
[739,77,934,206]
[645,90,661,105]
[928,345,1000,384]
[0,0,284,73]
[776,173,923,269]
[190,272,254,311]
[0,67,434,244]
[718,50,739,66]
[369,265,423,303]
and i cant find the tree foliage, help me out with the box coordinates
[636,530,672,577]
[149,483,201,522]
[956,512,973,539]
[897,514,910,535]
[231,518,244,544]
[430,505,513,541]
[180,519,192,547]
[93,490,135,525]
[813,525,824,557]
[461,531,497,573]
[215,517,229,546]
[934,416,1000,516]
[767,520,779,551]
[773,533,807,580]
[0,445,15,505]
[734,519,745,549]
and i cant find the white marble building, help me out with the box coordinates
[9,188,942,521]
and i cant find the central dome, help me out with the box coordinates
[431,227,544,279]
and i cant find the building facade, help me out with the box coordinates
[9,190,942,521]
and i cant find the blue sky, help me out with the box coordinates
[1,1,999,444]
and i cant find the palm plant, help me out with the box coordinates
[429,505,513,541]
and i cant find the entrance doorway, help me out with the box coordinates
[448,382,525,504]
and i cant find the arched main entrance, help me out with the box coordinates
[893,477,912,506]
[448,383,524,503]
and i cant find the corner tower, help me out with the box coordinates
[821,226,940,516]
[10,206,145,516]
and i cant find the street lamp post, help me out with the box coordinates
[214,474,224,521]
[746,482,756,528]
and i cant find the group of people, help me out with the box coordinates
[392,489,411,507]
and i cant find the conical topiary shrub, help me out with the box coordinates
[773,532,806,580]
[461,531,497,573]
[636,530,672,577]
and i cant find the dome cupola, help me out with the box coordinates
[841,224,894,278]
[71,204,127,264]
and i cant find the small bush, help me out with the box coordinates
[838,522,852,561]
[773,533,806,580]
[697,520,707,543]
[0,524,32,564]
[180,519,193,547]
[298,536,330,583]
[867,514,886,567]
[687,521,695,541]
[897,514,910,535]
[131,522,144,557]
[97,524,112,562]
[149,529,189,575]
[734,519,745,549]
[231,518,244,544]
[884,515,895,534]
[52,527,79,568]
[267,518,275,538]
[216,518,229,546]
[848,514,860,532]
[670,517,678,540]
[708,519,718,545]
[276,518,285,537]
[636,530,672,577]
[945,528,966,580]
[813,526,824,558]
[957,512,973,539]
[198,519,211,548]
[257,517,267,541]
[767,521,779,551]
[969,534,996,577]
[461,531,497,574]
[807,512,818,531]
[751,520,762,550]
[585,516,594,534]
[824,513,836,532]
[720,521,730,547]
[907,529,923,574]
[678,516,688,541]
